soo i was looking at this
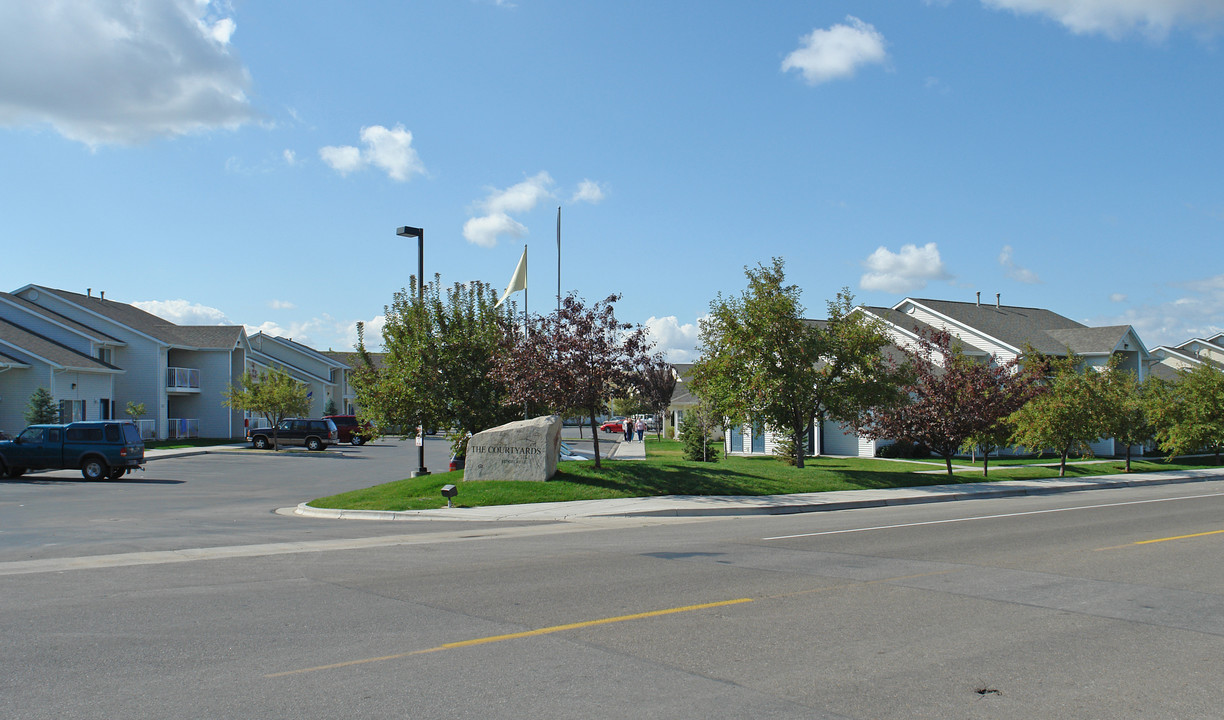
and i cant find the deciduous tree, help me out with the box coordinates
[353,276,519,455]
[637,358,677,440]
[493,293,653,468]
[691,258,907,468]
[222,366,310,450]
[1009,353,1112,477]
[1146,362,1224,463]
[1100,370,1153,472]
[856,329,1041,476]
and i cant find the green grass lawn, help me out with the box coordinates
[308,438,1222,512]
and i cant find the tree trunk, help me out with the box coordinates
[944,454,954,476]
[589,409,601,469]
[1125,444,1132,473]
[1059,449,1068,477]
[794,426,805,469]
[982,451,989,478]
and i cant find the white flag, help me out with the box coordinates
[496,247,527,307]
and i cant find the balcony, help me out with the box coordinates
[168,418,199,439]
[167,367,201,393]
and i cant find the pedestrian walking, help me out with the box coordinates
[623,419,633,442]
[635,418,645,442]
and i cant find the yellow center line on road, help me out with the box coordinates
[1134,528,1224,545]
[265,597,754,678]
[1096,528,1224,551]
[265,568,960,678]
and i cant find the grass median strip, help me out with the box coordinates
[265,597,754,678]
[309,439,1221,512]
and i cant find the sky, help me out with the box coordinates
[2,0,1222,362]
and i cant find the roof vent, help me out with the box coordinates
[996,293,1001,309]
[87,288,92,297]
[976,292,981,307]
[100,291,105,300]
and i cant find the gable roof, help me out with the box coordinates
[23,286,243,350]
[894,298,1138,357]
[0,292,124,345]
[251,332,348,368]
[0,318,119,372]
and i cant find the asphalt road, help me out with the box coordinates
[4,443,1224,718]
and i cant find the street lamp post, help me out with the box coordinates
[396,225,430,478]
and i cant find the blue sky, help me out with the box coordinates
[2,0,1222,361]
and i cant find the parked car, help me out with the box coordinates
[324,415,373,445]
[449,454,465,472]
[0,421,145,480]
[559,441,593,462]
[599,419,626,434]
[247,418,338,451]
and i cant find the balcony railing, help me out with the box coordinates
[168,418,199,439]
[136,419,157,440]
[167,367,201,391]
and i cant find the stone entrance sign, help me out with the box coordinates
[463,415,562,482]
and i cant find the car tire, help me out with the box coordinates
[306,437,323,451]
[351,436,365,446]
[108,467,127,480]
[253,436,270,450]
[81,458,107,481]
[7,467,25,478]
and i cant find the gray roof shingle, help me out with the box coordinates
[897,298,1128,356]
[0,318,117,371]
[33,286,242,349]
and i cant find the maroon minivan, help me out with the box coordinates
[324,415,373,445]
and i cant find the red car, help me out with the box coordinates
[324,415,374,445]
[599,419,626,434]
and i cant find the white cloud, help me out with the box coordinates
[319,124,424,181]
[1110,292,1128,302]
[982,0,1224,39]
[133,299,230,325]
[463,171,554,247]
[860,242,953,293]
[644,316,703,363]
[1090,273,1224,347]
[0,0,255,146]
[463,212,528,248]
[782,16,888,85]
[571,179,606,204]
[483,171,555,214]
[318,145,363,175]
[998,244,1042,284]
[269,299,296,310]
[283,149,297,166]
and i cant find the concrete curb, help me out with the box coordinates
[289,467,1224,523]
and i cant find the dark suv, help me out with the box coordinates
[324,415,373,446]
[247,418,338,451]
[0,421,145,480]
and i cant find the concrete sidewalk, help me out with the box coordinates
[290,466,1224,523]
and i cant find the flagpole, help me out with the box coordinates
[523,244,529,420]
[556,206,561,315]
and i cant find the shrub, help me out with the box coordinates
[680,414,720,462]
[875,439,931,459]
